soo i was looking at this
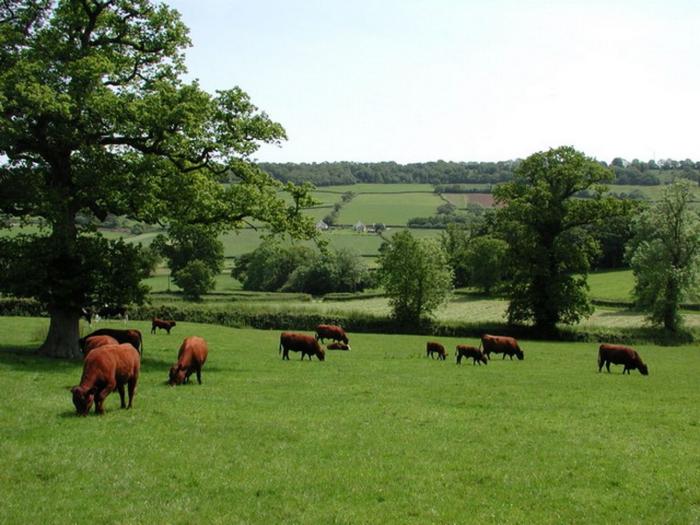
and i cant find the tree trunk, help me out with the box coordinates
[37,307,82,359]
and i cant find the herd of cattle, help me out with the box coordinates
[70,320,649,416]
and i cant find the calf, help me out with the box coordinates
[80,328,143,356]
[327,342,351,351]
[280,332,325,361]
[598,344,649,376]
[315,324,349,345]
[480,334,524,360]
[456,344,488,365]
[71,343,140,415]
[168,336,209,385]
[151,318,176,335]
[83,335,119,356]
[426,341,447,360]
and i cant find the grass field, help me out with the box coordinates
[338,192,443,226]
[1,317,698,524]
[588,270,635,302]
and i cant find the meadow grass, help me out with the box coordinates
[588,270,635,302]
[0,317,698,524]
[339,192,443,225]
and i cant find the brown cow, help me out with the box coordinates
[598,344,648,375]
[280,332,325,361]
[168,336,209,385]
[480,334,524,360]
[71,343,140,415]
[83,335,119,356]
[80,328,143,356]
[151,318,176,335]
[426,341,447,360]
[315,324,349,345]
[456,344,488,365]
[327,342,351,351]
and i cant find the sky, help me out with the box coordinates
[165,0,700,164]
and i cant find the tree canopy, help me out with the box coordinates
[494,146,619,332]
[377,230,453,325]
[627,180,700,332]
[0,0,315,357]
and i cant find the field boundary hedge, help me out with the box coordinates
[1,297,694,344]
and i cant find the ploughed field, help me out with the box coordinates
[1,317,698,524]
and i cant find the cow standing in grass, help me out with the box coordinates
[426,341,447,360]
[151,318,176,335]
[71,343,140,415]
[456,344,488,365]
[315,324,349,346]
[598,344,649,375]
[480,334,524,360]
[80,328,143,356]
[169,336,209,385]
[280,332,325,361]
[82,335,119,356]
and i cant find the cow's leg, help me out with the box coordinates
[605,361,611,373]
[196,366,202,384]
[127,378,137,408]
[95,383,113,415]
[117,383,126,408]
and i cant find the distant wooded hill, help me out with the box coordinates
[258,159,700,187]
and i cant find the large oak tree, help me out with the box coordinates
[0,0,315,357]
[494,146,621,333]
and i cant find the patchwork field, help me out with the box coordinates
[1,317,698,524]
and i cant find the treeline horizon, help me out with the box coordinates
[258,158,700,187]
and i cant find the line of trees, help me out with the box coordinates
[258,158,700,187]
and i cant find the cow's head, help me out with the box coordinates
[515,349,524,360]
[316,348,326,361]
[71,386,94,416]
[168,365,186,385]
[639,363,649,375]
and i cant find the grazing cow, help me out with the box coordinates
[280,332,325,361]
[82,335,119,356]
[456,344,488,365]
[327,342,351,351]
[426,341,447,360]
[480,334,524,361]
[80,328,143,356]
[598,344,649,376]
[71,343,140,415]
[168,336,209,385]
[315,324,349,345]
[151,318,176,335]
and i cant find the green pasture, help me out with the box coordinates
[1,317,698,524]
[338,192,443,225]
[588,270,635,302]
[319,183,435,194]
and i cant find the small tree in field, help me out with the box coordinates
[626,181,700,332]
[0,1,315,358]
[377,230,453,325]
[173,260,215,301]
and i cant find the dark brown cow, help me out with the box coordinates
[480,334,524,360]
[83,335,119,356]
[169,336,209,385]
[426,341,447,360]
[80,328,143,356]
[71,343,140,415]
[280,332,325,361]
[598,344,648,375]
[315,324,349,345]
[456,344,488,365]
[327,342,350,351]
[151,318,176,335]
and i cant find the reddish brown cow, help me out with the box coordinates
[315,324,349,345]
[83,335,119,356]
[480,334,524,360]
[456,344,488,365]
[80,328,143,356]
[168,336,209,385]
[327,342,351,351]
[598,344,648,375]
[71,343,140,415]
[426,341,447,360]
[280,332,325,361]
[151,318,176,335]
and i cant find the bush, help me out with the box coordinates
[172,261,216,301]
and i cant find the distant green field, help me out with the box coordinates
[339,192,443,225]
[588,270,635,302]
[1,317,698,523]
[319,183,435,193]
